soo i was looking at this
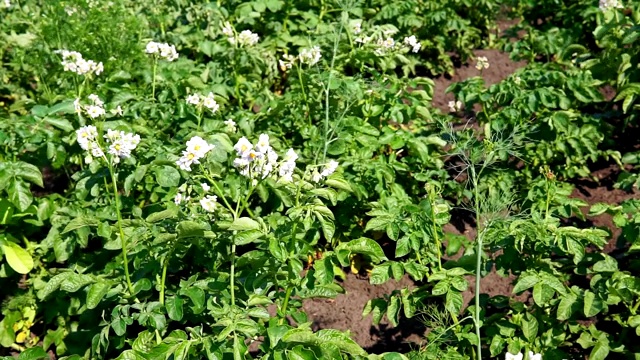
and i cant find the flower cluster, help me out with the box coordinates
[278,54,296,71]
[55,50,104,76]
[448,100,462,113]
[200,195,218,213]
[475,56,490,70]
[174,183,191,205]
[185,92,220,113]
[374,37,396,55]
[75,126,140,164]
[222,22,260,47]
[4,0,10,8]
[403,36,421,53]
[505,351,541,360]
[311,160,339,183]
[232,135,298,183]
[224,119,237,133]
[599,0,623,10]
[351,21,362,35]
[233,135,278,180]
[299,46,322,66]
[145,41,179,61]
[74,95,122,118]
[176,136,214,171]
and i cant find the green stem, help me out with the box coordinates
[151,57,158,101]
[230,243,236,306]
[471,166,483,360]
[296,64,308,119]
[159,257,168,305]
[108,165,135,298]
[429,191,443,271]
[279,286,293,325]
[197,107,203,132]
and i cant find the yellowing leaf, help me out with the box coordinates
[1,241,34,274]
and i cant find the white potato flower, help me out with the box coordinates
[85,105,105,119]
[186,93,201,105]
[200,195,218,213]
[599,0,623,10]
[236,30,260,47]
[224,119,237,133]
[221,22,234,37]
[232,134,283,180]
[528,352,542,360]
[202,92,219,113]
[234,137,253,156]
[299,46,322,66]
[55,49,103,77]
[186,136,213,158]
[505,352,523,360]
[311,160,339,183]
[403,35,421,53]
[146,41,178,61]
[176,136,214,172]
[352,21,362,34]
[76,125,98,150]
[174,192,190,205]
[279,54,296,71]
[201,183,211,192]
[448,100,462,113]
[475,56,489,70]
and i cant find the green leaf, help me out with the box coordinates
[62,216,99,234]
[287,346,315,360]
[44,117,74,132]
[521,314,538,341]
[593,254,618,273]
[146,208,178,223]
[14,162,43,187]
[155,166,181,187]
[86,281,111,309]
[16,347,48,360]
[1,241,34,274]
[235,230,263,245]
[513,273,539,294]
[166,296,184,321]
[316,329,366,356]
[584,291,604,317]
[395,237,410,258]
[445,290,463,316]
[533,283,554,307]
[8,179,33,212]
[229,217,260,231]
[557,293,578,321]
[590,340,610,360]
[176,221,207,238]
[369,264,391,285]
[325,177,352,192]
[339,237,387,263]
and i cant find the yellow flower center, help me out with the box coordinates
[187,153,195,160]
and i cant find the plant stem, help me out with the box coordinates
[471,166,483,360]
[108,166,135,298]
[279,286,293,325]
[151,57,158,101]
[159,257,168,305]
[429,190,443,271]
[230,243,236,306]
